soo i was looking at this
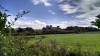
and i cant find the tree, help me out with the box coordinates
[25,27,34,33]
[0,5,30,35]
[0,11,7,31]
[91,14,100,29]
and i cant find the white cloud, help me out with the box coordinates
[61,20,89,27]
[48,10,55,15]
[7,16,46,29]
[50,20,93,29]
[75,6,100,19]
[31,0,52,7]
[55,0,64,3]
[20,10,24,12]
[58,0,100,27]
[59,4,77,14]
[59,0,100,17]
[74,0,100,19]
[6,16,96,29]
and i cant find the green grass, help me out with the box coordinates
[28,33,100,51]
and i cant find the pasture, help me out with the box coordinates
[28,33,100,51]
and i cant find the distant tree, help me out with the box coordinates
[91,14,100,29]
[42,27,46,30]
[57,26,61,30]
[25,27,34,33]
[17,27,25,33]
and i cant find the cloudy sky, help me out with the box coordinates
[0,0,100,29]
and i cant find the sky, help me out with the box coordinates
[0,0,100,29]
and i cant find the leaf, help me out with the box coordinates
[23,11,25,14]
[96,14,100,19]
[15,18,17,21]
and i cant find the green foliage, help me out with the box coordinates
[91,14,100,28]
[0,11,7,31]
[91,19,100,28]
[0,35,29,56]
[96,14,100,19]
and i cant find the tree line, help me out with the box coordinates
[5,26,99,35]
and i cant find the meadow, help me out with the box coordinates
[28,32,100,51]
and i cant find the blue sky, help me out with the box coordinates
[0,0,100,29]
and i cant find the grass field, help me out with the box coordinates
[28,33,100,51]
